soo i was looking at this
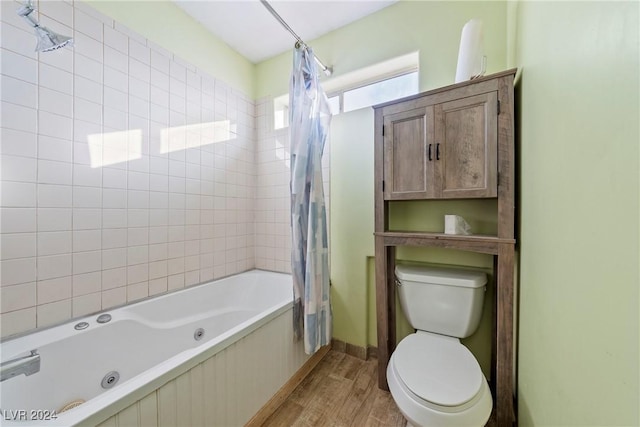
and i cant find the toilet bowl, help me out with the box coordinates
[387,265,493,427]
[387,331,492,427]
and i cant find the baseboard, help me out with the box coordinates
[244,344,330,427]
[331,339,378,361]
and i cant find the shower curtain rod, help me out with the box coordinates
[259,0,333,76]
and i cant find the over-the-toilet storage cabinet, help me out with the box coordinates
[374,69,517,426]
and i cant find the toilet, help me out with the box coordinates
[387,265,493,427]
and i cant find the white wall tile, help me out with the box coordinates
[38,231,72,256]
[73,229,101,252]
[39,63,73,94]
[72,250,101,274]
[37,184,72,208]
[39,87,73,118]
[72,292,101,317]
[103,189,126,209]
[38,135,72,163]
[1,181,36,207]
[1,22,37,59]
[74,32,103,63]
[129,76,150,101]
[102,286,126,309]
[105,87,128,116]
[102,248,127,270]
[102,228,127,249]
[39,110,73,140]
[129,39,150,65]
[136,228,155,247]
[39,0,73,27]
[104,47,128,73]
[73,208,102,230]
[102,209,127,228]
[74,9,103,42]
[73,186,102,208]
[37,207,72,231]
[37,276,72,304]
[103,168,127,189]
[73,164,102,187]
[75,75,103,103]
[127,281,148,302]
[1,282,36,313]
[0,233,36,260]
[102,267,126,290]
[38,159,72,184]
[1,128,37,158]
[150,67,169,90]
[1,101,37,133]
[104,65,128,92]
[37,299,71,328]
[1,75,37,108]
[37,254,71,281]
[127,245,148,266]
[127,263,148,284]
[75,52,103,83]
[72,271,101,296]
[104,26,128,53]
[1,48,38,84]
[0,307,36,337]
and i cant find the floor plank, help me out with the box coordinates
[260,351,406,427]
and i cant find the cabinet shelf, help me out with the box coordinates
[374,231,515,255]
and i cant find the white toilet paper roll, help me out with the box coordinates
[455,19,485,83]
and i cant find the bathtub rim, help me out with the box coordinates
[0,269,287,344]
[0,269,294,427]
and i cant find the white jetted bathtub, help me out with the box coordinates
[0,270,309,426]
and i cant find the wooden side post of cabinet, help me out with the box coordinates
[496,243,515,426]
[375,241,396,390]
[497,74,516,240]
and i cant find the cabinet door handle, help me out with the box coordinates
[428,144,432,161]
[436,143,441,160]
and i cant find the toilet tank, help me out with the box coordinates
[395,265,487,338]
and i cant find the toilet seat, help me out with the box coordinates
[393,332,483,408]
[393,331,484,408]
[387,332,493,426]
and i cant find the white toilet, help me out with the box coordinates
[387,265,493,427]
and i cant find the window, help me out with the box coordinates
[274,52,419,127]
[333,71,419,114]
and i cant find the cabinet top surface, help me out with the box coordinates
[372,68,517,110]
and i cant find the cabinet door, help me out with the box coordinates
[435,92,498,198]
[383,107,436,200]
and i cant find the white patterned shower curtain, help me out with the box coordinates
[289,46,332,355]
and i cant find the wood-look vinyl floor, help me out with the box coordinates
[260,351,407,427]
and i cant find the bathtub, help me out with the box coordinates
[0,270,310,426]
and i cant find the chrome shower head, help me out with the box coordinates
[33,26,73,52]
[17,1,73,52]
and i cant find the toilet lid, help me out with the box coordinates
[393,333,483,407]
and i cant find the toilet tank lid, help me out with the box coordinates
[395,265,487,288]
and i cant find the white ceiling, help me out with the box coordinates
[174,1,397,64]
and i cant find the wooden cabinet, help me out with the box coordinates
[383,87,498,200]
[374,70,517,426]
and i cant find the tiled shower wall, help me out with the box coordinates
[0,0,256,337]
[254,98,330,273]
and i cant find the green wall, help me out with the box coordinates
[256,1,507,98]
[85,1,255,96]
[513,1,639,425]
[256,1,508,379]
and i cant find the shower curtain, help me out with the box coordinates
[290,46,332,355]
